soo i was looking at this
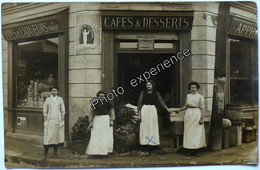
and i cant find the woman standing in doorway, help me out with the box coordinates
[175,81,206,156]
[43,87,65,160]
[86,91,115,157]
[137,80,170,149]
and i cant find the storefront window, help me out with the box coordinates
[230,39,258,106]
[16,37,58,108]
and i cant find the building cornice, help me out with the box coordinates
[100,2,194,11]
[2,3,51,16]
[231,2,257,14]
[2,2,256,16]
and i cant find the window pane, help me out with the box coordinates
[230,79,252,106]
[16,38,58,108]
[253,80,258,105]
[253,43,258,79]
[230,40,251,79]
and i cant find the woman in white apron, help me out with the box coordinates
[175,81,206,156]
[137,80,170,150]
[86,91,115,157]
[43,87,65,160]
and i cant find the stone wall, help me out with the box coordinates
[191,2,219,112]
[2,38,8,130]
[68,3,102,134]
[230,3,257,21]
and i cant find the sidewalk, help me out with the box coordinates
[5,136,258,168]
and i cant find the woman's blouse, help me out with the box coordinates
[185,92,205,109]
[89,102,115,122]
[137,90,168,112]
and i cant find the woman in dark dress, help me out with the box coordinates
[137,80,170,147]
[85,91,115,156]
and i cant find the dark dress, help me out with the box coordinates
[137,90,168,145]
[86,101,115,155]
[137,90,168,112]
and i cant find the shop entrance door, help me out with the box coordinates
[116,52,180,145]
[117,53,177,106]
[109,31,185,146]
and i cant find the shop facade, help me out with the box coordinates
[225,12,258,145]
[2,2,257,146]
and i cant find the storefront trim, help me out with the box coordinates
[2,8,68,41]
[102,32,191,107]
[231,2,257,14]
[228,15,257,40]
[101,11,194,31]
[7,107,42,113]
[100,3,194,12]
[5,9,70,141]
[114,31,179,40]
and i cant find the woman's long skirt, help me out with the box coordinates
[86,115,113,155]
[183,108,207,149]
[139,105,160,146]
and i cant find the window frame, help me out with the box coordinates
[227,37,258,106]
[4,9,69,140]
[8,32,68,109]
[15,36,60,109]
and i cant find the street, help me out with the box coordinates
[4,136,258,168]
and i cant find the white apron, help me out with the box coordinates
[139,105,160,146]
[43,96,65,145]
[183,93,207,149]
[86,115,113,155]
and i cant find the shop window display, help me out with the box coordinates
[16,37,58,108]
[230,39,258,106]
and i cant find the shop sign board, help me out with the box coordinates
[3,20,61,41]
[138,39,154,50]
[102,16,193,30]
[229,17,257,40]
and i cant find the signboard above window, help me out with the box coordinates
[138,39,154,50]
[2,8,68,41]
[101,11,194,31]
[228,16,257,40]
[3,20,61,41]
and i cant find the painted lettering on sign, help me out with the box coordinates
[233,23,257,38]
[2,20,61,40]
[102,16,193,30]
[229,17,257,39]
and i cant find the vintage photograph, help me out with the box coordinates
[1,1,258,169]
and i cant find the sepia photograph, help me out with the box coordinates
[1,1,258,169]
